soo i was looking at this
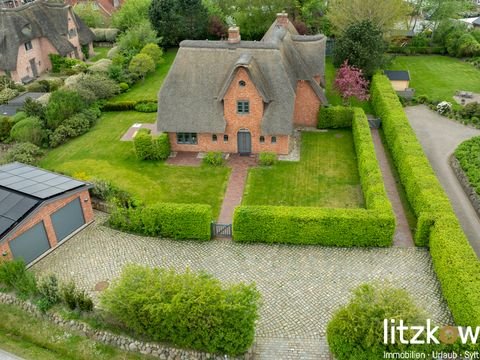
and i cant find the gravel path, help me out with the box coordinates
[405,105,480,256]
[33,212,453,359]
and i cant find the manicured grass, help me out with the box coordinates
[243,131,365,208]
[389,55,480,102]
[40,111,230,218]
[89,47,110,62]
[0,303,152,360]
[111,49,178,102]
[325,57,374,114]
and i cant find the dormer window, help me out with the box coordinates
[239,80,246,87]
[24,41,33,51]
[68,28,77,39]
[237,100,249,114]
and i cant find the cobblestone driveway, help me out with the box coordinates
[33,212,453,359]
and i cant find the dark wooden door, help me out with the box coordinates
[237,131,251,155]
[29,59,38,77]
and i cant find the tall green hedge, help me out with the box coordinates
[108,203,211,241]
[134,130,170,160]
[101,265,260,355]
[371,74,480,327]
[318,106,354,129]
[234,108,395,246]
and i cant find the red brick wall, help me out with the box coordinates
[169,68,290,155]
[2,190,94,260]
[293,80,322,127]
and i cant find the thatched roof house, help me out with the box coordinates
[0,0,94,83]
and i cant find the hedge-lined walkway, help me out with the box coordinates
[33,212,453,359]
[371,129,414,247]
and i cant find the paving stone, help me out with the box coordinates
[33,211,454,359]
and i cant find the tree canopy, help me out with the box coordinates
[112,0,152,31]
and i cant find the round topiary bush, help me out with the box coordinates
[10,117,45,146]
[327,283,433,360]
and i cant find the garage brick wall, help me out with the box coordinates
[1,190,94,261]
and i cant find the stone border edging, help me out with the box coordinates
[0,292,254,360]
[449,155,480,218]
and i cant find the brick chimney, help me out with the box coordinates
[228,26,241,44]
[276,11,289,27]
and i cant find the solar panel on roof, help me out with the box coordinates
[0,176,21,187]
[8,179,37,191]
[31,188,64,199]
[56,180,84,190]
[21,183,50,195]
[3,197,38,220]
[43,177,71,186]
[0,193,24,216]
[0,189,10,202]
[8,166,34,175]
[0,216,15,236]
[34,173,58,182]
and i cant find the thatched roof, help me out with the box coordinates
[0,0,94,71]
[157,17,327,136]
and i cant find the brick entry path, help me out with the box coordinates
[371,129,415,247]
[217,154,257,224]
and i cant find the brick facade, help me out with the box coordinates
[169,68,291,155]
[0,190,94,261]
[293,80,322,127]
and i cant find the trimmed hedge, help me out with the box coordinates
[318,106,353,129]
[103,100,157,112]
[233,206,394,246]
[134,130,170,160]
[371,74,480,327]
[108,203,212,241]
[234,107,395,246]
[455,136,480,195]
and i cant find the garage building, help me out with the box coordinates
[0,162,94,265]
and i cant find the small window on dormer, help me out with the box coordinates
[24,41,33,51]
[239,80,246,87]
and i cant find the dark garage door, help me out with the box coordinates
[51,198,85,243]
[9,221,50,264]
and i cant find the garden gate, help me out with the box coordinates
[211,223,232,238]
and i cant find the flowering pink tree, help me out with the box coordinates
[334,60,370,105]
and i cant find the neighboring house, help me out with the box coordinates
[66,0,123,17]
[0,0,95,83]
[157,12,328,156]
[384,70,411,91]
[0,163,94,266]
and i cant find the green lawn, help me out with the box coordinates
[325,57,373,114]
[89,47,110,62]
[0,303,153,360]
[389,55,480,102]
[40,112,230,218]
[111,49,178,102]
[243,131,365,208]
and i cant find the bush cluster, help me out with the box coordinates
[455,136,480,195]
[258,152,277,166]
[317,106,353,129]
[202,151,224,166]
[371,74,480,327]
[108,203,212,241]
[102,101,137,111]
[233,206,394,246]
[100,265,260,355]
[49,54,87,75]
[26,79,63,93]
[133,130,170,160]
[134,101,157,113]
[234,107,394,247]
[3,142,44,166]
[10,117,46,146]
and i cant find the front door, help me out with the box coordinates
[29,59,38,77]
[237,130,251,155]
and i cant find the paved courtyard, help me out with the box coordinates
[33,212,453,359]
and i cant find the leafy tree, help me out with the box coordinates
[73,1,107,28]
[117,21,160,60]
[207,15,227,39]
[333,20,387,78]
[45,90,86,130]
[128,53,155,80]
[140,43,164,66]
[334,61,369,104]
[111,0,151,31]
[327,0,410,35]
[149,0,208,47]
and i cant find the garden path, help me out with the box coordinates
[371,129,414,247]
[405,105,480,256]
[217,154,257,225]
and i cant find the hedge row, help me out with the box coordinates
[370,74,454,245]
[318,106,353,129]
[371,74,480,327]
[233,206,394,246]
[102,100,157,112]
[233,107,395,246]
[108,203,212,241]
[133,130,170,160]
[387,46,446,55]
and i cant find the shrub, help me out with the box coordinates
[154,133,171,160]
[101,265,260,355]
[4,142,44,165]
[459,101,480,119]
[22,98,46,120]
[60,281,93,312]
[46,90,86,130]
[258,152,276,166]
[327,283,431,359]
[108,203,212,241]
[83,177,139,208]
[0,88,19,104]
[72,73,121,100]
[88,59,112,73]
[0,116,12,141]
[455,136,480,195]
[49,54,87,74]
[133,130,170,160]
[128,53,155,81]
[202,151,224,166]
[49,113,91,148]
[11,111,27,124]
[102,101,137,111]
[134,101,157,112]
[10,117,45,146]
[318,106,353,128]
[36,274,61,311]
[119,82,129,92]
[140,43,164,66]
[0,259,37,299]
[233,206,394,246]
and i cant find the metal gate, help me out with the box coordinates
[211,223,232,238]
[367,116,382,129]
